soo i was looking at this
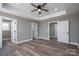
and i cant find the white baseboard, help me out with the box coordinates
[3,38,11,40]
[50,36,57,38]
[69,42,78,46]
[15,39,32,44]
[38,37,49,40]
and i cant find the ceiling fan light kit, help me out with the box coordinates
[38,9,41,12]
[31,3,49,14]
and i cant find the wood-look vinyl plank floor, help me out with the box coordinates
[0,39,79,56]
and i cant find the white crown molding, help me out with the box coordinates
[0,7,67,21]
[0,8,39,21]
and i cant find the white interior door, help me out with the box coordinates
[11,20,17,43]
[0,16,2,48]
[57,20,69,43]
[32,22,38,39]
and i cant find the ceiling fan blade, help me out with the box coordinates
[31,9,38,12]
[41,9,49,12]
[31,3,37,8]
[41,3,47,7]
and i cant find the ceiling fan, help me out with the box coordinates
[31,3,49,14]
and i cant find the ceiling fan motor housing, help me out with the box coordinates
[37,5,41,9]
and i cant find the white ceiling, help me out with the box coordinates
[0,3,79,21]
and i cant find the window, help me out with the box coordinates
[2,22,10,31]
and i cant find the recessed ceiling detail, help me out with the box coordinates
[0,3,79,21]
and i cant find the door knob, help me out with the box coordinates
[14,30,16,32]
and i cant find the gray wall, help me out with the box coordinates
[39,15,79,43]
[0,11,79,44]
[39,21,48,39]
[17,18,33,41]
[69,15,79,43]
[0,12,38,42]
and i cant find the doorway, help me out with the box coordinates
[31,22,38,39]
[2,19,11,40]
[49,22,57,41]
[0,16,17,48]
[48,20,69,43]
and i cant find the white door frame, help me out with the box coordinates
[48,21,58,40]
[1,16,17,44]
[31,22,38,39]
[31,22,33,39]
[48,20,70,43]
[0,16,2,48]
